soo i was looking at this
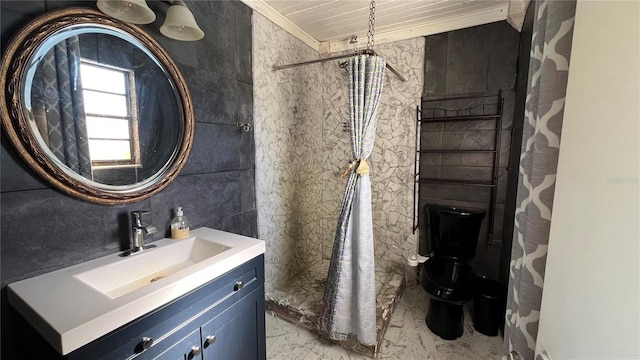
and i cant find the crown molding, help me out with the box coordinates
[507,0,531,31]
[240,0,320,52]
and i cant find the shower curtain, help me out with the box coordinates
[32,36,92,178]
[504,0,576,358]
[319,54,386,346]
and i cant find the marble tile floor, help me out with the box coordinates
[266,284,504,360]
[265,259,406,356]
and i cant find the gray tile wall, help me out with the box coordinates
[500,3,535,290]
[0,0,254,357]
[419,21,519,279]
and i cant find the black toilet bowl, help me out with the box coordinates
[420,256,476,340]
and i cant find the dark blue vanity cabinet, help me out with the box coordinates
[129,286,265,360]
[30,255,266,360]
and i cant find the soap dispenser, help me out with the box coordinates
[171,207,190,239]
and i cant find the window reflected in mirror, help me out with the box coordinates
[80,60,141,168]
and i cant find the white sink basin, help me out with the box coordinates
[7,227,265,355]
[74,237,230,299]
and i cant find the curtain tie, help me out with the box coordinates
[341,158,370,177]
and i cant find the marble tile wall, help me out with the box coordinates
[253,14,324,293]
[253,13,425,292]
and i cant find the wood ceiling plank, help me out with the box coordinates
[285,2,371,25]
[311,1,502,40]
[327,2,508,51]
[287,0,476,31]
[251,0,510,52]
[268,0,340,15]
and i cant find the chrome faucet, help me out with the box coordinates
[126,210,157,256]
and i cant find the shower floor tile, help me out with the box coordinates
[266,284,504,359]
[265,259,406,357]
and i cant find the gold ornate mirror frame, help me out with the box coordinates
[0,8,194,205]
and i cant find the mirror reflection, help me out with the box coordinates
[26,27,183,188]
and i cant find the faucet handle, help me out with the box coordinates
[145,225,157,235]
[131,210,149,219]
[131,210,151,228]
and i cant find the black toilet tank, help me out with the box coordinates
[424,204,485,260]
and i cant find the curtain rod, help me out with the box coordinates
[272,49,407,82]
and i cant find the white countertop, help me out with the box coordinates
[7,227,265,355]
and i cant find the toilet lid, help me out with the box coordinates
[421,257,475,303]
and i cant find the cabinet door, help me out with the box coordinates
[201,286,265,360]
[135,328,202,360]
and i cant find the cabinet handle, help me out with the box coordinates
[234,281,244,291]
[140,337,153,351]
[188,346,202,359]
[204,335,216,348]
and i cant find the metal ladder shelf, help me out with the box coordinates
[412,91,504,245]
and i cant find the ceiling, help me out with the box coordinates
[241,0,528,53]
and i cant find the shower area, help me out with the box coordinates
[252,14,425,357]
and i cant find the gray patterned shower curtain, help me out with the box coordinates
[32,36,92,178]
[319,54,386,345]
[504,0,576,358]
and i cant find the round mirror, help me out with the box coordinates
[1,8,194,204]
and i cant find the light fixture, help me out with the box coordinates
[159,1,204,41]
[96,0,204,41]
[97,0,156,24]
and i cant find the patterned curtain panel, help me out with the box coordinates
[504,0,576,358]
[319,55,386,345]
[32,36,92,178]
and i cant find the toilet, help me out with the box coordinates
[419,204,485,340]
